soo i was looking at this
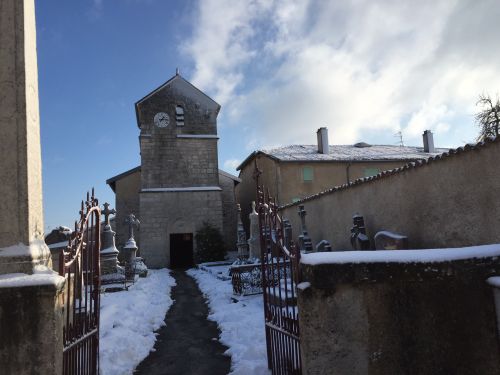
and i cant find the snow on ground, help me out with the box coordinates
[100,269,175,375]
[187,267,270,375]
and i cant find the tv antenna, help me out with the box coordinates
[394,131,404,147]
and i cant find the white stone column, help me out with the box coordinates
[0,0,51,274]
[0,1,64,374]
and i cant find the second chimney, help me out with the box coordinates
[317,127,329,154]
[423,130,435,153]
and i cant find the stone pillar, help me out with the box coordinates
[122,214,147,278]
[247,201,260,260]
[236,204,249,258]
[298,205,313,252]
[0,1,65,373]
[100,203,125,286]
[283,219,292,250]
[0,0,52,274]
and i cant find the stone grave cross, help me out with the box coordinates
[298,205,313,252]
[102,202,116,227]
[125,213,140,239]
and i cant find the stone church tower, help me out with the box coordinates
[135,72,224,268]
[106,72,239,268]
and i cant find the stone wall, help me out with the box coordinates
[237,155,420,236]
[0,278,65,374]
[297,252,500,374]
[219,173,238,251]
[140,134,219,188]
[281,138,500,250]
[139,190,223,268]
[114,170,140,249]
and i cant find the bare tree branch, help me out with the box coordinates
[475,94,500,141]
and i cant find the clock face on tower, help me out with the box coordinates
[154,112,170,128]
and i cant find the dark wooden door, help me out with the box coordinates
[170,233,194,268]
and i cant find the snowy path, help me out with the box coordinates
[99,269,176,375]
[134,270,231,375]
[187,268,270,375]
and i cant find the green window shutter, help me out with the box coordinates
[364,167,380,178]
[302,166,314,181]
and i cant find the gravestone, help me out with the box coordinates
[247,201,260,260]
[44,226,72,272]
[283,219,293,250]
[350,213,371,250]
[298,205,313,252]
[374,231,409,250]
[236,204,249,258]
[122,213,147,278]
[315,240,332,252]
[100,203,125,287]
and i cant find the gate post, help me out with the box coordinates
[0,0,65,373]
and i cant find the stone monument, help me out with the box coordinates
[236,204,249,259]
[247,201,261,260]
[374,230,409,250]
[283,218,293,250]
[100,203,125,287]
[350,213,371,250]
[315,239,332,252]
[122,213,147,278]
[0,1,65,373]
[298,205,313,252]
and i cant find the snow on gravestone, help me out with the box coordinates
[374,231,409,250]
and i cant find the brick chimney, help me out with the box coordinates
[422,130,435,153]
[317,127,329,154]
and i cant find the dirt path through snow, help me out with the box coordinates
[134,270,231,375]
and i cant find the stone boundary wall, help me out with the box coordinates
[280,137,500,249]
[297,252,500,374]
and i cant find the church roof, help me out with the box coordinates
[237,144,449,171]
[106,166,240,192]
[134,73,220,128]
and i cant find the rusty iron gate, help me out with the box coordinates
[59,190,101,375]
[256,164,302,374]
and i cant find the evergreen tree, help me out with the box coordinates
[195,222,226,263]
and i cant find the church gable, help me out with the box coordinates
[135,74,220,135]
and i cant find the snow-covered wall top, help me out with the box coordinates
[301,244,500,265]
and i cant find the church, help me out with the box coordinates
[106,72,240,268]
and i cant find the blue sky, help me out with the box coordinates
[36,0,500,231]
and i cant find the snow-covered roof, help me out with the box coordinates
[237,144,448,170]
[281,136,500,209]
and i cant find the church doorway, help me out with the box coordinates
[170,233,194,268]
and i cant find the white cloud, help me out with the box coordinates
[183,0,500,149]
[223,158,241,172]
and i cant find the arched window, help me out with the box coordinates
[176,105,184,126]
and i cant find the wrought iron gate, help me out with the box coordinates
[256,166,302,374]
[59,190,101,375]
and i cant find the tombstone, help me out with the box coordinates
[315,240,332,252]
[100,203,125,287]
[247,201,261,260]
[283,218,293,250]
[236,204,249,259]
[0,1,65,373]
[298,205,313,252]
[350,213,371,250]
[45,226,72,271]
[122,213,147,278]
[374,231,409,250]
